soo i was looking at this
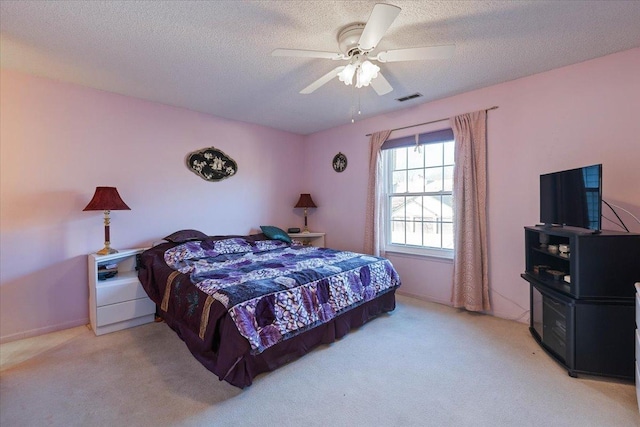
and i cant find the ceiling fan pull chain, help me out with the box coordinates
[351,84,356,123]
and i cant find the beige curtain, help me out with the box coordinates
[364,130,392,256]
[450,110,491,311]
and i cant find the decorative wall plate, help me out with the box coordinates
[186,147,237,182]
[332,152,347,172]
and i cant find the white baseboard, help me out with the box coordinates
[0,318,89,344]
[396,290,452,306]
[396,290,529,324]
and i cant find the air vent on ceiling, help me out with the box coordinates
[396,93,423,102]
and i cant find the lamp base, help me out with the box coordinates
[96,246,118,256]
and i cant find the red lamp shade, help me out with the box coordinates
[83,187,130,255]
[83,187,131,211]
[294,193,317,209]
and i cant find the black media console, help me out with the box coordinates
[521,225,640,379]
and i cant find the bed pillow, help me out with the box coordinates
[259,225,292,243]
[163,229,208,243]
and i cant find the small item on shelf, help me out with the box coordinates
[547,244,559,254]
[99,262,118,270]
[559,244,570,254]
[539,233,550,248]
[98,270,118,280]
[564,275,571,283]
[533,265,550,275]
[547,269,565,281]
[98,262,118,281]
[287,228,301,233]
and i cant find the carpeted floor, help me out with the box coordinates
[1,295,638,426]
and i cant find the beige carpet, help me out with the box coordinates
[1,295,638,426]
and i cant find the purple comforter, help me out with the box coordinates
[138,234,401,387]
[163,237,401,354]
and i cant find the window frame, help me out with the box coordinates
[382,130,455,260]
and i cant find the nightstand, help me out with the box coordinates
[88,248,155,336]
[288,232,325,248]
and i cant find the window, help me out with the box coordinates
[382,130,455,258]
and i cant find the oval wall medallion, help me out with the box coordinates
[186,147,238,182]
[332,152,347,173]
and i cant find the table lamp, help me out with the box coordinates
[83,186,131,255]
[294,193,317,233]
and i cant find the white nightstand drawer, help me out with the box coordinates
[97,298,155,327]
[97,278,148,307]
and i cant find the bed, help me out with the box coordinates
[137,230,401,388]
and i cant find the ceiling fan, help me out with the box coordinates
[271,3,455,96]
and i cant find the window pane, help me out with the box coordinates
[423,222,441,248]
[442,195,453,221]
[405,196,423,221]
[422,195,441,221]
[442,223,454,249]
[424,167,443,192]
[391,221,405,244]
[407,169,424,193]
[443,166,454,191]
[414,196,425,221]
[406,219,422,245]
[394,147,407,170]
[392,171,407,193]
[391,196,406,220]
[424,143,443,167]
[444,140,454,165]
[407,147,424,169]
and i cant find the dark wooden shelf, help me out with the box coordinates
[522,272,571,295]
[530,246,570,261]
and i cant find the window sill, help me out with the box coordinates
[385,245,454,261]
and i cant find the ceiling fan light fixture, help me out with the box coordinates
[356,60,380,88]
[338,57,380,88]
[338,63,357,85]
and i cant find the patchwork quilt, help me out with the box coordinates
[163,237,401,354]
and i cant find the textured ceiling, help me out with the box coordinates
[1,1,640,135]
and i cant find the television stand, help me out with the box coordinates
[521,226,640,379]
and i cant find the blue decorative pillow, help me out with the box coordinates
[260,225,292,243]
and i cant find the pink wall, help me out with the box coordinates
[2,48,638,341]
[0,70,305,342]
[305,48,640,320]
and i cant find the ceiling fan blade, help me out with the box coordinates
[374,45,455,63]
[358,3,401,51]
[271,49,344,60]
[300,66,345,94]
[370,72,393,95]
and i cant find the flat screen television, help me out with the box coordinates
[540,164,602,231]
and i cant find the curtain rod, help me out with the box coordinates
[365,106,499,137]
